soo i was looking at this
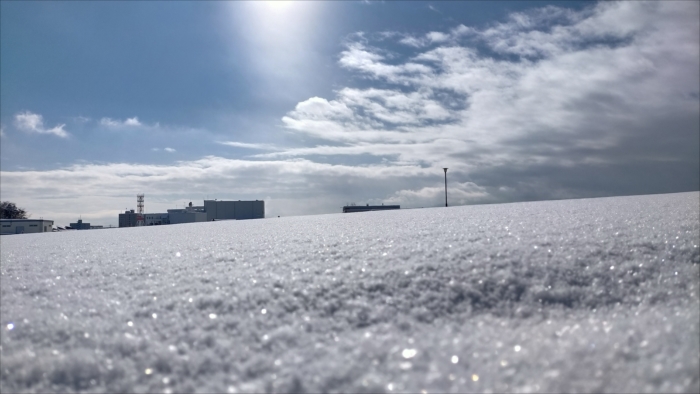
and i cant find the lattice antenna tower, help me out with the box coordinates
[136,194,145,226]
[137,194,145,214]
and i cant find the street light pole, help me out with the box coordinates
[443,168,448,207]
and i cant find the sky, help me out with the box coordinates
[1,1,698,226]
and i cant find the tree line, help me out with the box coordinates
[1,201,29,219]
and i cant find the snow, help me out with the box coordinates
[1,192,698,393]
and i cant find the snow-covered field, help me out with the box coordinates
[1,192,698,393]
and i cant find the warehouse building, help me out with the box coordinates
[343,204,400,213]
[204,200,265,221]
[1,219,54,235]
[168,202,207,224]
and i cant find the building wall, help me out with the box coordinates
[145,213,170,226]
[1,219,54,235]
[69,220,91,230]
[252,200,265,219]
[219,201,237,221]
[204,200,265,221]
[168,211,207,224]
[204,200,217,221]
[119,211,138,228]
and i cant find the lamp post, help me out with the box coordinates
[443,168,448,207]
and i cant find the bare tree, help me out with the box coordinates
[0,201,29,219]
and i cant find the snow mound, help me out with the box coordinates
[2,192,699,393]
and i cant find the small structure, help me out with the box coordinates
[1,219,54,235]
[69,219,91,230]
[342,204,400,213]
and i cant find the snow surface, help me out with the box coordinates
[1,192,699,393]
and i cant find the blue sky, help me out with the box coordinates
[1,1,698,226]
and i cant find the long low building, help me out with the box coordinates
[119,200,265,227]
[204,200,264,221]
[343,204,400,213]
[1,219,54,235]
[167,208,207,224]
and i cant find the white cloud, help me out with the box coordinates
[218,141,278,150]
[164,147,176,153]
[283,1,698,178]
[385,182,490,208]
[100,117,153,129]
[426,31,449,43]
[397,24,476,48]
[338,43,434,83]
[14,111,69,138]
[399,36,425,48]
[428,4,441,14]
[124,117,142,126]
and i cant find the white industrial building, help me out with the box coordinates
[145,213,170,226]
[1,219,54,235]
[167,203,207,224]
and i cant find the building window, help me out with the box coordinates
[29,224,38,227]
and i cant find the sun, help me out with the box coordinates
[261,1,296,13]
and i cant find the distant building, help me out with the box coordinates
[1,219,54,235]
[167,208,207,224]
[118,200,265,227]
[69,219,91,230]
[204,200,264,221]
[119,210,138,228]
[145,213,169,226]
[343,204,400,213]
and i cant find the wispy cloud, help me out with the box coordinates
[14,111,69,138]
[72,116,91,123]
[100,116,158,129]
[164,147,176,153]
[217,141,278,150]
[385,181,490,208]
[427,4,441,14]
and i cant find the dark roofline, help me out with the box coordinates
[0,219,54,223]
[342,205,400,213]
